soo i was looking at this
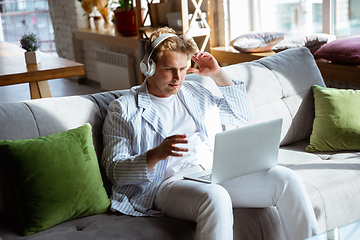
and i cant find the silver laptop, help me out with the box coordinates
[183,118,283,184]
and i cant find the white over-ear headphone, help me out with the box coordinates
[140,33,177,77]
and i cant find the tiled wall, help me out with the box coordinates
[47,0,79,61]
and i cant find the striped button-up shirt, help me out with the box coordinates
[101,79,253,216]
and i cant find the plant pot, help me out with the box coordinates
[113,10,137,36]
[24,51,41,64]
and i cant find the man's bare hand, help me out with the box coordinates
[188,51,221,77]
[188,52,234,87]
[146,134,189,172]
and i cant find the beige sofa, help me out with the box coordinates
[1,47,359,240]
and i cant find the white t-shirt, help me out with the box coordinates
[149,93,213,178]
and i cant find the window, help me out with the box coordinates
[0,0,55,52]
[228,0,360,42]
[340,0,360,37]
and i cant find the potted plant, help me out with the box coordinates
[112,0,137,36]
[20,32,41,65]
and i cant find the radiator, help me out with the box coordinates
[95,50,135,90]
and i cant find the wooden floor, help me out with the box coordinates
[0,78,104,103]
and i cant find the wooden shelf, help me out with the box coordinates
[138,26,209,37]
[135,0,210,52]
[74,28,139,49]
[210,46,275,65]
[316,59,360,84]
[138,26,183,36]
[188,28,211,38]
[138,26,162,32]
[210,46,360,84]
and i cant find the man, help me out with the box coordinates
[102,27,320,240]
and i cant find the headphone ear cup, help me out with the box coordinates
[140,33,176,77]
[147,59,156,77]
[140,60,149,76]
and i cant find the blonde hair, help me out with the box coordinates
[145,27,198,63]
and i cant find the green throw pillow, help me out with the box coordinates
[306,85,360,152]
[0,123,110,236]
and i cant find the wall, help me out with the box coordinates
[80,39,141,86]
[47,0,79,61]
[47,0,143,86]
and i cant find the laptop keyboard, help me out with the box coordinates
[199,174,212,182]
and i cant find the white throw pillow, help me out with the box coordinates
[230,32,284,53]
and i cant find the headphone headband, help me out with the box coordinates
[140,33,177,77]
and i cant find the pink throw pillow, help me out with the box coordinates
[314,36,360,64]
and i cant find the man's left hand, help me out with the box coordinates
[188,51,221,77]
[188,51,234,87]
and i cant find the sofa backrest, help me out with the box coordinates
[186,47,326,146]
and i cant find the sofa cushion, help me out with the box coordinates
[0,102,39,141]
[0,123,110,236]
[0,207,286,240]
[279,140,360,231]
[306,85,360,152]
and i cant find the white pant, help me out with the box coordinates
[154,165,320,240]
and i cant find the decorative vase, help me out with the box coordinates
[94,16,103,30]
[24,51,41,64]
[113,10,137,36]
